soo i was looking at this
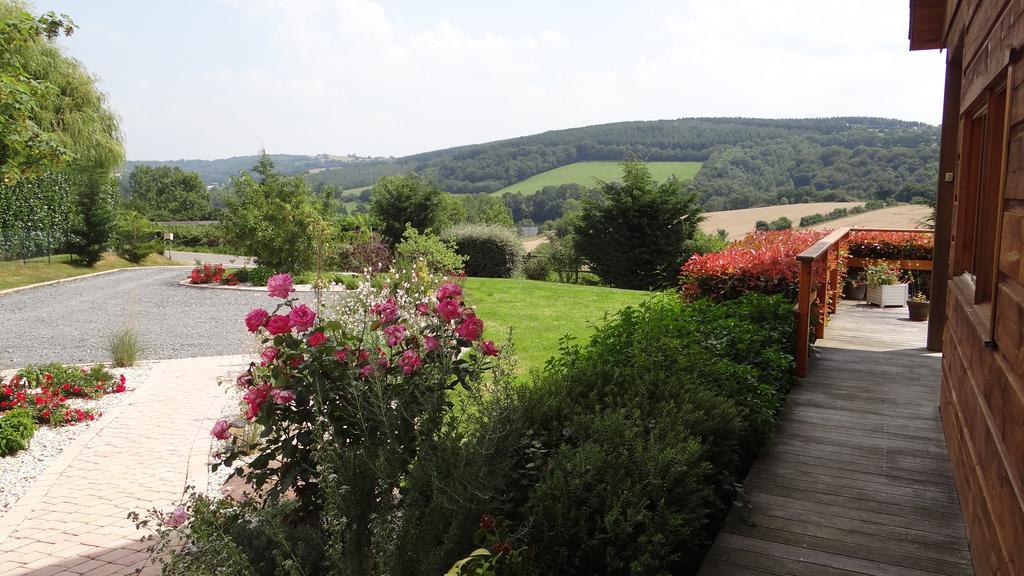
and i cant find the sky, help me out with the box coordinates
[33,0,948,161]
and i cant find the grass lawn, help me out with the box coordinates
[492,161,702,196]
[463,277,650,374]
[0,252,179,291]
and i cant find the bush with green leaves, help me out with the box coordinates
[221,155,320,273]
[521,253,551,281]
[246,266,274,287]
[395,227,465,275]
[573,162,703,290]
[442,224,523,278]
[0,408,37,456]
[369,174,444,246]
[388,293,795,575]
[114,210,162,263]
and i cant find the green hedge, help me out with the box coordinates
[442,224,523,278]
[393,293,795,575]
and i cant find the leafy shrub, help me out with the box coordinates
[389,294,794,576]
[847,230,933,260]
[247,266,273,287]
[161,223,232,251]
[443,224,523,278]
[680,229,827,301]
[109,324,141,367]
[768,216,792,230]
[0,408,36,456]
[4,364,126,426]
[521,253,551,281]
[114,210,163,263]
[395,227,466,275]
[681,229,729,261]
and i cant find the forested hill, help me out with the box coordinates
[128,117,940,209]
[124,154,385,186]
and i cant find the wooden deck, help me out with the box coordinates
[698,301,974,576]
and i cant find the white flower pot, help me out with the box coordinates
[866,283,908,307]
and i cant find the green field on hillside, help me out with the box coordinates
[493,161,702,196]
[463,277,649,374]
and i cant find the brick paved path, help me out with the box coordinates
[0,355,248,576]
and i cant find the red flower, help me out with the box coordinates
[454,314,484,341]
[480,340,499,356]
[479,514,496,531]
[265,315,292,335]
[308,331,327,347]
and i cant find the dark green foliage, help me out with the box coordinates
[113,210,161,263]
[127,165,210,221]
[222,155,319,273]
[503,184,599,224]
[246,266,273,287]
[391,294,795,576]
[798,200,886,227]
[442,224,524,278]
[521,253,551,280]
[369,174,444,246]
[768,216,792,231]
[754,219,769,231]
[0,408,36,456]
[574,162,702,290]
[67,174,119,265]
[0,173,73,260]
[302,118,938,200]
[681,229,729,261]
[160,222,231,251]
[531,236,583,284]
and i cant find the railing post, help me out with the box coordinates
[796,259,813,378]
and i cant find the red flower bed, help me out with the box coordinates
[680,230,828,301]
[189,263,240,286]
[1,364,127,427]
[846,230,933,261]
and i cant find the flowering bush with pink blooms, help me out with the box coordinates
[200,270,501,569]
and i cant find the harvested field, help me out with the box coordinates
[806,203,932,230]
[701,202,863,239]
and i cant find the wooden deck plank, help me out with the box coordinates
[698,301,973,575]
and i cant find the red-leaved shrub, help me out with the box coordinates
[680,230,828,301]
[846,231,933,260]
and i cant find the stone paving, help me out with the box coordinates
[0,355,249,576]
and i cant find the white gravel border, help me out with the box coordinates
[0,363,156,516]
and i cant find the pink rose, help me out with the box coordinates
[308,331,327,347]
[454,315,484,341]
[416,302,430,315]
[335,346,350,361]
[383,324,407,347]
[266,274,294,299]
[243,383,272,419]
[437,283,462,301]
[423,335,440,352]
[244,308,269,333]
[359,364,374,378]
[165,505,188,528]
[436,299,461,322]
[271,389,295,405]
[288,304,316,332]
[211,419,232,440]
[266,315,292,335]
[480,340,500,356]
[398,349,422,375]
[260,346,278,365]
[371,298,399,323]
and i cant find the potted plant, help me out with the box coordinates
[908,292,930,321]
[864,262,908,307]
[844,270,867,300]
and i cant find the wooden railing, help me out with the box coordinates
[794,227,935,377]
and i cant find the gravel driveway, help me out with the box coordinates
[0,267,320,368]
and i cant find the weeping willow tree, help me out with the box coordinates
[0,1,124,264]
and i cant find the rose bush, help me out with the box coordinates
[193,269,500,572]
[0,364,126,431]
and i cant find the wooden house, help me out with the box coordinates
[911,0,1024,573]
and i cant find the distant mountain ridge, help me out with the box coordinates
[125,117,940,208]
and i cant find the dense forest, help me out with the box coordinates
[124,153,385,186]
[125,117,940,216]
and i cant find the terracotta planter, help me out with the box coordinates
[908,300,930,321]
[866,283,908,307]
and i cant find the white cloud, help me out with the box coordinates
[47,0,947,159]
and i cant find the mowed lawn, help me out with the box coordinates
[463,277,649,374]
[0,252,178,291]
[493,161,702,196]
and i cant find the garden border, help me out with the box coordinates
[0,265,192,297]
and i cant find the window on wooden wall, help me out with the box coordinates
[954,72,1008,307]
